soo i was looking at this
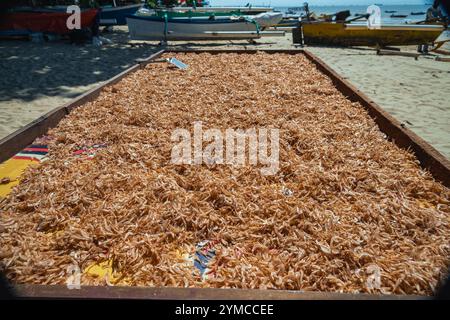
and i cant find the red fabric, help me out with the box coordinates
[0,9,99,35]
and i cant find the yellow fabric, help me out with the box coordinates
[0,158,36,198]
[84,260,122,284]
[1,150,133,285]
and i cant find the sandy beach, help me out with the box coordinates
[0,29,159,138]
[1,27,449,159]
[307,45,450,160]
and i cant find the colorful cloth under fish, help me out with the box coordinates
[192,240,220,280]
[0,141,49,198]
[0,140,110,198]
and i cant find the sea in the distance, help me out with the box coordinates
[273,4,430,24]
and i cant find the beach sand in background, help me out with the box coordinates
[0,28,449,159]
[307,45,450,160]
[0,29,158,138]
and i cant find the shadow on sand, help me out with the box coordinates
[0,29,161,103]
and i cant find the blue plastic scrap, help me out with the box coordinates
[168,57,188,70]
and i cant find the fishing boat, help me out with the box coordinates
[100,3,142,26]
[136,8,283,28]
[275,17,300,28]
[297,21,445,46]
[410,12,426,15]
[136,7,246,19]
[166,6,273,15]
[391,14,408,18]
[385,10,397,13]
[0,7,99,37]
[126,14,264,41]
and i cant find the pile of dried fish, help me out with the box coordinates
[0,53,449,295]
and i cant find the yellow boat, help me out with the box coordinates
[296,22,445,46]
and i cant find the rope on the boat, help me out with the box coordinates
[163,12,168,41]
[246,18,260,35]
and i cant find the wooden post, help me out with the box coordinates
[377,49,421,60]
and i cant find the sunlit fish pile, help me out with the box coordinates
[0,53,449,295]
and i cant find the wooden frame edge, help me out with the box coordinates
[12,284,424,300]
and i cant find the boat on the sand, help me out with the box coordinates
[410,12,426,15]
[126,14,271,41]
[164,6,273,15]
[296,21,445,46]
[0,7,99,37]
[391,14,408,18]
[136,8,283,29]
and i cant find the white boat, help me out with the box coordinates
[135,9,283,29]
[251,12,283,28]
[127,15,263,41]
[167,6,273,14]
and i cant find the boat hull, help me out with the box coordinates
[137,8,247,18]
[0,9,99,36]
[167,6,272,15]
[100,4,142,26]
[127,16,259,41]
[299,22,444,46]
[136,10,282,28]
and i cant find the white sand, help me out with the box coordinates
[1,28,449,159]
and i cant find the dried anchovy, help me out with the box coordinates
[0,53,449,295]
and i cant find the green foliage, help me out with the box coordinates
[165,0,179,7]
[146,0,158,8]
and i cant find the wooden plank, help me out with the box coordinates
[302,49,450,187]
[165,48,304,54]
[377,49,420,59]
[0,106,67,164]
[435,56,450,62]
[0,49,165,164]
[13,284,425,300]
[432,49,450,56]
